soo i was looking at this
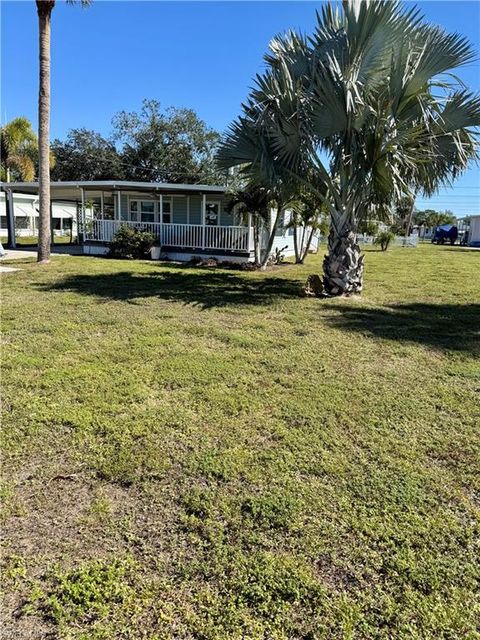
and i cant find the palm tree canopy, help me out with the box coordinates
[0,117,38,181]
[226,185,272,223]
[217,0,480,223]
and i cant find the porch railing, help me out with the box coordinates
[84,219,251,252]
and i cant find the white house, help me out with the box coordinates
[0,191,77,240]
[466,216,480,247]
[0,181,318,262]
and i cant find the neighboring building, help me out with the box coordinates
[0,181,318,262]
[0,192,77,240]
[464,215,480,247]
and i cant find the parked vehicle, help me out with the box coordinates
[432,224,458,245]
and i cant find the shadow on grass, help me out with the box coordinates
[40,268,303,309]
[326,302,480,352]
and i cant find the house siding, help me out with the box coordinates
[172,197,188,224]
[120,194,129,220]
[189,196,202,224]
[115,192,234,226]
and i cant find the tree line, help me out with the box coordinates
[1,99,223,185]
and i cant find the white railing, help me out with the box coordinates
[393,234,419,247]
[84,219,162,243]
[205,226,249,251]
[162,223,204,248]
[358,234,419,248]
[85,219,251,252]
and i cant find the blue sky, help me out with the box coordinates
[1,0,479,216]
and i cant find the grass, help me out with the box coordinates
[0,234,75,246]
[1,244,479,639]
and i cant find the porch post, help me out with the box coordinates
[247,212,252,252]
[5,189,16,249]
[50,200,55,245]
[201,193,206,250]
[80,187,85,243]
[116,190,122,221]
[30,200,36,237]
[159,193,163,245]
[115,190,121,239]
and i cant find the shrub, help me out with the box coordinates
[359,220,379,236]
[374,230,395,252]
[108,225,156,259]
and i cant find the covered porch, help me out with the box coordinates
[86,219,251,252]
[1,181,254,258]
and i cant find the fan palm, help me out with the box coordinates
[36,0,91,264]
[217,101,300,267]
[218,0,480,294]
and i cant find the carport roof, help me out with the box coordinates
[0,180,227,197]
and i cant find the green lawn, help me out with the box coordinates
[1,245,479,640]
[0,235,75,246]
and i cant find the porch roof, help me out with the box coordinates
[0,180,227,198]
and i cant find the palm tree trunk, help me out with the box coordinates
[297,224,307,263]
[36,1,55,264]
[293,224,301,263]
[323,217,364,295]
[260,205,283,269]
[300,225,316,262]
[254,220,260,265]
[403,198,415,247]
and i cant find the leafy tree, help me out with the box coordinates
[51,129,124,181]
[112,99,221,184]
[36,0,91,264]
[358,219,380,237]
[0,117,37,182]
[423,210,456,228]
[218,1,480,295]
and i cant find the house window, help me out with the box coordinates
[129,199,156,222]
[140,201,155,222]
[129,200,138,221]
[205,201,220,226]
[103,194,114,220]
[162,199,172,224]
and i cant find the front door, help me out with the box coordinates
[205,201,220,226]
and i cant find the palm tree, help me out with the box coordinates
[226,186,271,264]
[217,107,298,268]
[1,117,39,247]
[218,1,480,294]
[287,188,330,264]
[36,0,90,264]
[0,117,37,182]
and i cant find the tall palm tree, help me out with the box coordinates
[0,117,37,182]
[36,0,90,264]
[218,0,480,294]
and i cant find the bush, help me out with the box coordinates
[374,230,395,252]
[359,220,379,236]
[108,225,156,259]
